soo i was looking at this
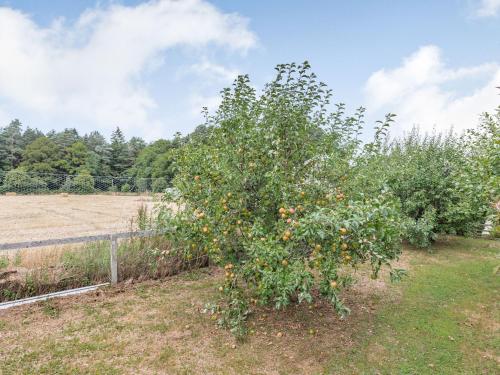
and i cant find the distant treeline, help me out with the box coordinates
[0,119,209,192]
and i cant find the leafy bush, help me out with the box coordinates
[379,121,497,245]
[62,172,94,194]
[459,109,500,229]
[493,225,500,238]
[152,177,167,193]
[136,178,150,193]
[0,168,47,194]
[0,256,8,269]
[157,62,404,337]
[121,183,131,193]
[403,207,438,248]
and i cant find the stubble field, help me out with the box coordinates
[0,194,154,244]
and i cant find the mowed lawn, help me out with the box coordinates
[0,237,498,374]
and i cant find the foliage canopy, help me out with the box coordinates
[159,62,405,336]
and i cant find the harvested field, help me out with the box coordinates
[0,194,155,244]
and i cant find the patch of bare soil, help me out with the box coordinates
[349,251,410,298]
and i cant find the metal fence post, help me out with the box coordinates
[110,235,118,284]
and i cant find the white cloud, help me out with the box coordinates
[0,107,10,128]
[475,0,500,17]
[189,93,222,116]
[0,0,256,138]
[185,60,241,116]
[364,45,500,135]
[189,60,240,82]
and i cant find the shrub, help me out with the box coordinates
[403,207,437,248]
[157,62,404,337]
[0,168,47,194]
[62,172,95,194]
[152,177,167,193]
[121,183,131,193]
[493,225,500,238]
[380,123,496,245]
[0,256,8,269]
[458,109,500,232]
[137,178,150,193]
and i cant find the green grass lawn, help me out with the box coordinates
[0,236,498,374]
[325,237,499,374]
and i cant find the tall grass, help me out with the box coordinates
[0,235,207,302]
[0,203,206,302]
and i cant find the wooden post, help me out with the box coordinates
[110,235,118,284]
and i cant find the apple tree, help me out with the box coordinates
[158,62,404,337]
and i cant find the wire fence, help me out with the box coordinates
[0,228,208,306]
[0,230,161,284]
[0,171,191,306]
[0,171,170,195]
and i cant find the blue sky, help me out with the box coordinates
[0,0,498,141]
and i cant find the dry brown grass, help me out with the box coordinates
[0,194,155,244]
[0,237,498,374]
[0,252,414,374]
[0,267,386,374]
[0,194,184,301]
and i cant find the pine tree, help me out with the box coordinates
[83,131,111,175]
[49,128,80,149]
[0,119,23,171]
[21,127,44,149]
[109,127,129,176]
[127,136,146,169]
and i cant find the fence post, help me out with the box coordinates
[110,235,118,284]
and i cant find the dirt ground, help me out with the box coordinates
[0,194,155,244]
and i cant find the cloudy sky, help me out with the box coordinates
[0,0,499,140]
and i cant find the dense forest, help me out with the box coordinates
[0,119,208,193]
